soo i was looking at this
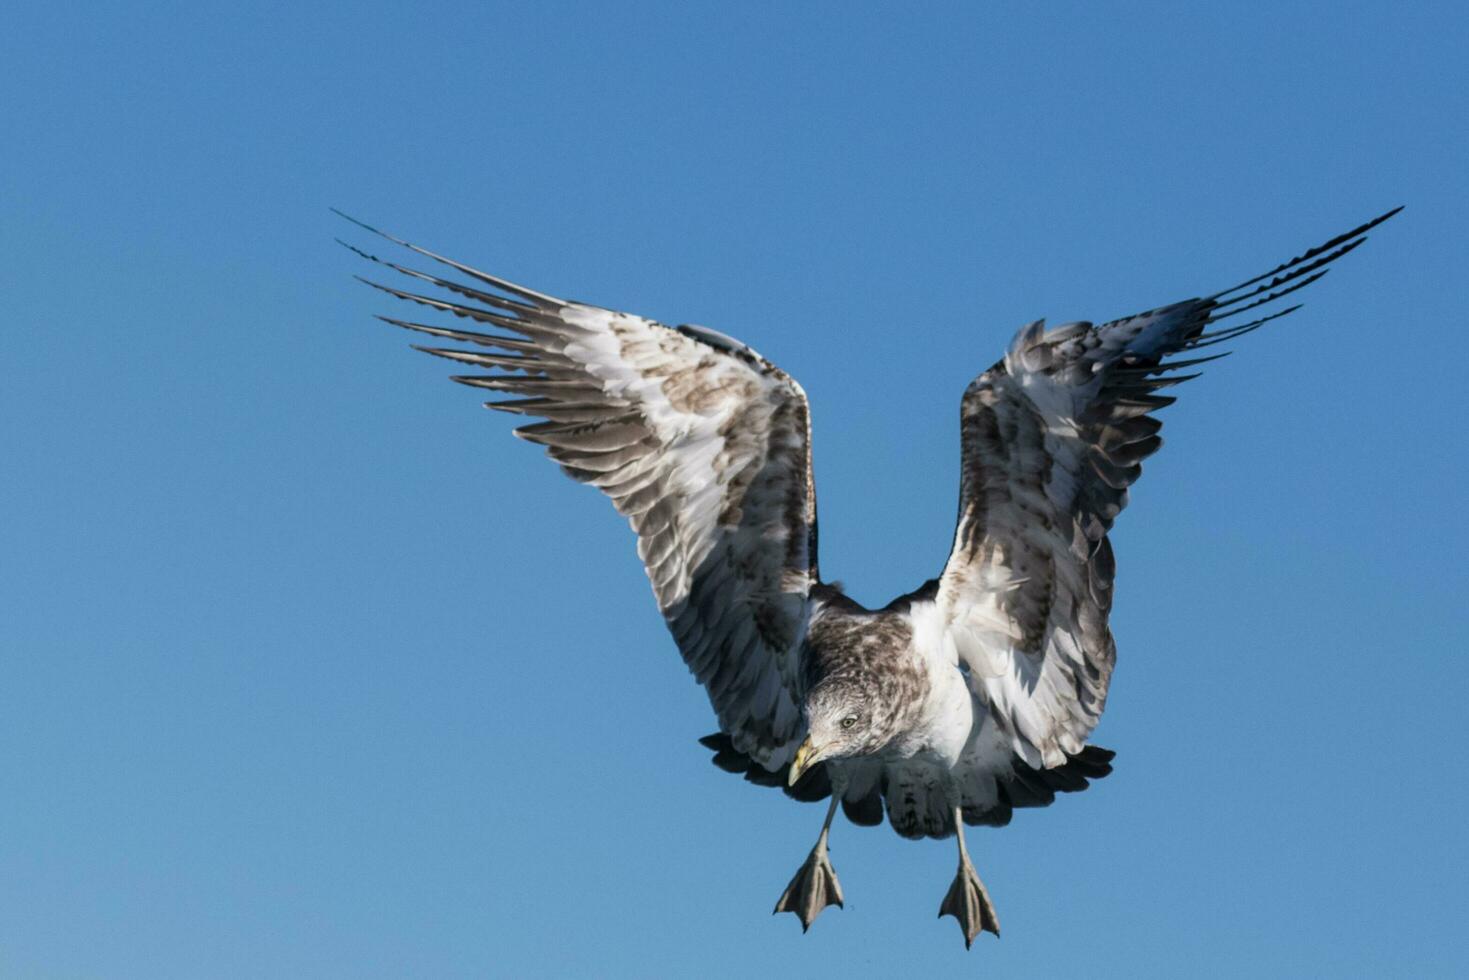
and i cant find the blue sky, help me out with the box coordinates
[3,2,1465,977]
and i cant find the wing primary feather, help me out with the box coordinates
[1148,351,1233,373]
[1109,371,1202,388]
[1210,240,1361,311]
[1207,206,1401,301]
[330,208,563,306]
[450,374,535,391]
[411,345,542,371]
[1211,238,1361,303]
[354,277,546,333]
[451,373,587,390]
[1181,337,1251,357]
[483,398,552,415]
[1189,304,1300,345]
[336,238,539,316]
[374,315,545,355]
[513,401,632,424]
[1180,337,1240,353]
[1206,270,1328,322]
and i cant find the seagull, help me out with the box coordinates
[336,206,1398,948]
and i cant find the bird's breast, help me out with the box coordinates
[890,658,973,768]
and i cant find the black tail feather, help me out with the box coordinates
[696,733,831,802]
[698,734,1116,827]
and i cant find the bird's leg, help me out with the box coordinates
[773,796,844,931]
[939,806,1000,948]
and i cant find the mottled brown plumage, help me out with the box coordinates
[338,205,1399,949]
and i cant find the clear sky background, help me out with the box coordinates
[3,2,1465,977]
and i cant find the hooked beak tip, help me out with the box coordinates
[787,736,818,787]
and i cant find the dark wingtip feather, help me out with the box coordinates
[449,374,518,391]
[1210,206,1403,302]
[332,207,562,306]
[338,235,539,316]
[1194,303,1302,342]
[1208,269,1328,322]
[331,207,409,247]
[696,734,833,803]
[329,207,364,224]
[1186,304,1301,351]
[413,344,487,365]
[333,237,378,262]
[1151,350,1233,374]
[353,276,535,332]
[483,398,553,415]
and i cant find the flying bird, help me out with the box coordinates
[336,206,1398,948]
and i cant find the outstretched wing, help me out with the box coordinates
[336,213,819,769]
[939,208,1400,771]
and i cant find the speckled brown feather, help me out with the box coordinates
[337,213,820,771]
[940,207,1401,772]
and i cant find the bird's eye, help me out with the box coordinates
[840,716,857,730]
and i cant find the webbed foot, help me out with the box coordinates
[939,856,1000,948]
[773,835,844,932]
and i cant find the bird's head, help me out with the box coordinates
[786,678,883,786]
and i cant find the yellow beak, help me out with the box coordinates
[787,736,822,787]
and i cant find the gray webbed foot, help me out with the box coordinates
[773,835,844,932]
[938,856,1000,949]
